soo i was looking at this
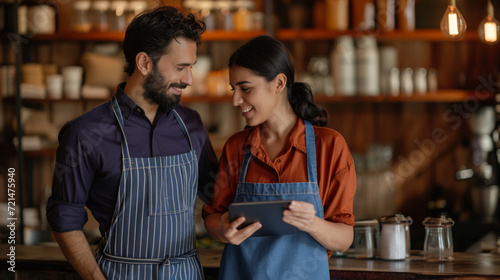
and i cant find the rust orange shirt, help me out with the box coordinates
[203,118,356,227]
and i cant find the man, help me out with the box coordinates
[46,6,218,279]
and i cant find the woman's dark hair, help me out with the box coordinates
[228,35,328,127]
[123,6,206,76]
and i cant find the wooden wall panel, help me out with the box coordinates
[323,102,473,224]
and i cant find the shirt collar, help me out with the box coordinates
[245,118,308,157]
[114,82,143,119]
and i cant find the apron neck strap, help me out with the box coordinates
[304,120,317,183]
[111,95,132,160]
[238,146,253,183]
[238,120,317,183]
[172,109,193,150]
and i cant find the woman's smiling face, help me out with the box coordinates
[229,65,281,127]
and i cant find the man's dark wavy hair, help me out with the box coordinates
[123,6,206,76]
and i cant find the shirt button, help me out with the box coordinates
[136,108,141,113]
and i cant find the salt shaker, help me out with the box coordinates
[379,214,407,260]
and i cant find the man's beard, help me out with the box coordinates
[143,65,185,112]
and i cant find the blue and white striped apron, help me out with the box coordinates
[218,120,330,280]
[96,96,204,279]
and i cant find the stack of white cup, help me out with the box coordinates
[46,74,63,99]
[62,66,83,99]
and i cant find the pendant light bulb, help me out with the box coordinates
[478,1,500,45]
[440,0,467,39]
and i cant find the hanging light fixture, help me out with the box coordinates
[440,0,467,39]
[478,0,500,45]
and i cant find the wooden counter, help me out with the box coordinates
[1,244,500,279]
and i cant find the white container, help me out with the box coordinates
[379,214,407,260]
[356,36,379,96]
[46,74,63,99]
[400,67,414,96]
[331,36,356,96]
[388,67,400,96]
[62,66,83,99]
[28,4,56,34]
[413,68,427,94]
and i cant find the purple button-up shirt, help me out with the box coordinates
[46,83,218,235]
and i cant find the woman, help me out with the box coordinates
[203,35,356,279]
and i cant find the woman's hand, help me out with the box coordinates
[220,212,262,245]
[282,200,317,233]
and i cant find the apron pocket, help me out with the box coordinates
[148,164,188,216]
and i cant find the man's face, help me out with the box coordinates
[143,37,197,111]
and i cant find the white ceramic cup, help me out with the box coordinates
[46,74,63,99]
[62,66,83,99]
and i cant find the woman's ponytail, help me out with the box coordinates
[288,82,328,127]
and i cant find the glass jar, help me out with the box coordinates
[110,1,128,32]
[376,0,395,31]
[422,215,454,262]
[125,1,147,26]
[72,1,91,32]
[404,216,413,258]
[91,1,110,32]
[379,214,408,260]
[353,219,379,259]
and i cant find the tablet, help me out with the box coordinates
[228,200,297,237]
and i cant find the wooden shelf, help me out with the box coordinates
[201,30,266,41]
[23,148,57,157]
[313,90,495,103]
[7,29,480,43]
[4,97,110,104]
[276,29,480,42]
[5,90,494,105]
[18,30,266,42]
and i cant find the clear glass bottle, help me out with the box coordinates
[91,1,110,32]
[72,1,91,33]
[110,1,128,32]
[125,1,147,26]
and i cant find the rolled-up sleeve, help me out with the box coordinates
[46,121,95,232]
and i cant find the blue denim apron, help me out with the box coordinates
[219,121,330,280]
[97,96,204,279]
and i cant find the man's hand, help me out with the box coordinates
[54,231,106,280]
